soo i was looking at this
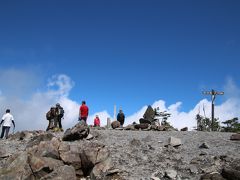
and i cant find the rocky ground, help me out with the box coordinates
[0,124,240,180]
[93,129,240,179]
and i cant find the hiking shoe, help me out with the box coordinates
[53,127,59,132]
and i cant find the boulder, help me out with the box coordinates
[62,123,89,141]
[0,152,32,179]
[134,123,149,130]
[124,124,136,130]
[166,137,182,147]
[28,154,52,178]
[26,133,54,148]
[164,169,177,179]
[221,159,240,180]
[200,172,225,180]
[181,127,188,131]
[230,133,240,141]
[222,168,240,180]
[59,140,111,178]
[0,146,9,158]
[80,150,95,176]
[40,165,76,180]
[199,142,209,149]
[31,139,60,159]
[158,125,167,131]
[130,139,142,147]
[86,134,94,140]
[90,158,113,180]
[111,121,121,129]
[60,150,82,169]
[41,157,64,171]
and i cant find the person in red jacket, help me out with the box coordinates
[79,101,89,123]
[94,115,100,127]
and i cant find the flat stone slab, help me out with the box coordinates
[230,133,240,141]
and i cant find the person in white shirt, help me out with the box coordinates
[0,109,15,139]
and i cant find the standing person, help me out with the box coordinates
[55,103,64,132]
[117,109,125,127]
[46,107,56,131]
[79,101,89,124]
[94,115,100,127]
[0,109,15,139]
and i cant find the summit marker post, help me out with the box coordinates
[202,89,224,131]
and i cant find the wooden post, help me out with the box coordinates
[203,89,224,131]
[107,117,111,129]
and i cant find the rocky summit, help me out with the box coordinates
[0,123,240,180]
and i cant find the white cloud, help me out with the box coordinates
[124,78,240,130]
[0,70,112,131]
[0,69,239,132]
[0,70,78,131]
[125,96,239,130]
[47,74,75,98]
[0,68,39,98]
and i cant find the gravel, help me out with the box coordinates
[90,129,240,179]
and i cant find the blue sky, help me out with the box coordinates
[0,0,240,130]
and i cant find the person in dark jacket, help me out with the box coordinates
[117,109,125,127]
[55,103,64,132]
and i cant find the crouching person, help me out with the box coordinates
[94,115,100,127]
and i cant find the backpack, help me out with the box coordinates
[117,112,125,122]
[46,110,52,120]
[58,107,64,118]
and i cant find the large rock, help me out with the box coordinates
[59,140,112,178]
[222,159,240,180]
[0,150,65,179]
[40,165,76,180]
[62,123,89,141]
[230,133,240,141]
[222,168,240,180]
[199,142,210,149]
[26,133,54,148]
[28,154,52,178]
[111,121,120,129]
[164,169,177,179]
[124,124,136,130]
[0,146,9,158]
[9,130,45,141]
[29,139,60,159]
[134,123,149,130]
[0,152,32,179]
[80,150,95,176]
[42,157,64,171]
[181,127,188,131]
[0,128,116,179]
[166,137,182,147]
[143,105,155,122]
[200,172,225,180]
[91,158,113,180]
[59,143,82,170]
